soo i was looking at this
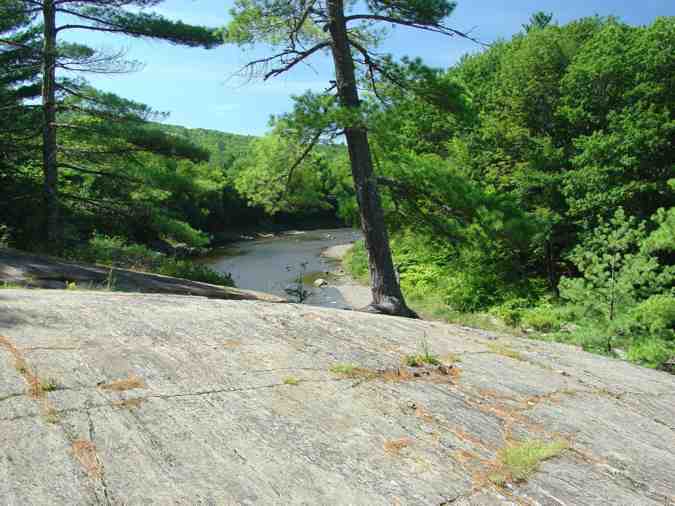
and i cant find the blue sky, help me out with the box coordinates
[63,0,673,136]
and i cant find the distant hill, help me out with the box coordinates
[158,123,256,169]
[157,123,346,170]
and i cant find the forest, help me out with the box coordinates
[1,1,673,370]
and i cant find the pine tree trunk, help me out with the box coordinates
[326,0,416,318]
[42,0,60,248]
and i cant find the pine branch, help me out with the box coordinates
[344,14,488,46]
[60,162,141,182]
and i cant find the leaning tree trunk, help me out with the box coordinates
[326,0,416,318]
[42,0,60,248]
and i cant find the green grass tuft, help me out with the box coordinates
[404,352,440,367]
[40,377,59,392]
[330,363,357,376]
[489,439,569,485]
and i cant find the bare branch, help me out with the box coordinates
[241,41,331,81]
[283,128,323,193]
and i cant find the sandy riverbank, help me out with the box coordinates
[315,243,372,310]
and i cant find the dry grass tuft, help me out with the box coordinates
[111,398,144,410]
[330,362,459,384]
[487,342,523,361]
[223,339,242,349]
[441,352,462,363]
[384,437,414,454]
[413,404,434,423]
[71,439,101,478]
[0,335,61,422]
[44,406,60,424]
[99,375,145,392]
[28,375,43,399]
[14,356,29,374]
[379,367,415,382]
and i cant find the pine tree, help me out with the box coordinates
[1,0,222,248]
[225,0,476,317]
[0,0,43,241]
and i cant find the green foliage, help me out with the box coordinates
[559,209,672,338]
[546,209,674,367]
[343,241,370,283]
[232,131,329,214]
[490,298,531,327]
[155,258,234,287]
[347,16,674,372]
[523,12,554,33]
[79,7,221,48]
[622,294,675,368]
[643,187,675,254]
[69,234,161,269]
[389,229,541,313]
[629,295,675,342]
[520,303,563,333]
[365,0,456,25]
[626,340,675,370]
[404,352,440,367]
[151,215,210,248]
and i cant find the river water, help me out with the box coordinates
[207,228,366,309]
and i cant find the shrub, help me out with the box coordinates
[342,240,369,283]
[156,258,233,287]
[521,303,562,332]
[559,209,673,352]
[68,234,233,287]
[68,234,161,270]
[626,339,675,370]
[491,298,531,327]
[622,294,675,369]
[443,271,498,312]
[629,294,675,342]
[153,216,210,248]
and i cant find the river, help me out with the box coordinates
[206,228,371,309]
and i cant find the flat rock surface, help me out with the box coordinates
[1,290,674,505]
[0,248,284,303]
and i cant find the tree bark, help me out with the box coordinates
[42,0,60,248]
[326,0,416,318]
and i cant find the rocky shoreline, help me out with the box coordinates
[0,248,285,302]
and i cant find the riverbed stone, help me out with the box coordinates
[1,289,674,505]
